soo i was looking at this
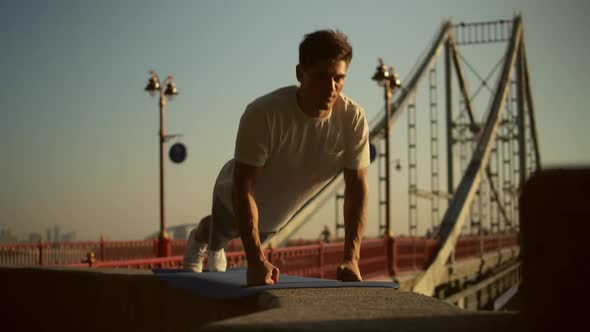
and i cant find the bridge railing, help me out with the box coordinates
[0,239,192,265]
[0,237,247,266]
[59,234,518,280]
[266,238,389,279]
[0,241,101,265]
[2,234,518,279]
[63,238,391,277]
[454,234,519,260]
[394,237,440,273]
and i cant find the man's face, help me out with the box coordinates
[298,59,348,111]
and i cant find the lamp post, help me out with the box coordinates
[372,58,401,275]
[145,70,179,257]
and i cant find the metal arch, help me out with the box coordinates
[412,16,524,296]
[262,21,453,249]
[449,38,514,228]
[521,41,542,170]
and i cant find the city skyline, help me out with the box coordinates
[0,225,77,243]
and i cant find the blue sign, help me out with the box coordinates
[369,143,377,163]
[169,143,187,163]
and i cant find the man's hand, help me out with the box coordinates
[336,260,362,282]
[247,259,280,286]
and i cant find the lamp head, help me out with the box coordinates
[164,81,178,96]
[145,70,160,95]
[371,58,390,87]
[389,67,402,88]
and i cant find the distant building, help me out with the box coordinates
[61,231,76,242]
[53,225,60,244]
[172,227,188,241]
[28,232,42,243]
[0,228,18,244]
[64,232,71,242]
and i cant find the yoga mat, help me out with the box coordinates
[153,268,399,299]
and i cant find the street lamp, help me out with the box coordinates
[145,70,179,257]
[372,58,401,275]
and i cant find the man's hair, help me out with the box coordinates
[298,29,353,67]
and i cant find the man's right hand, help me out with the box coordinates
[247,259,280,286]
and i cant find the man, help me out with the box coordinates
[184,29,369,286]
[320,225,332,243]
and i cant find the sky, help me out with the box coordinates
[1,0,589,242]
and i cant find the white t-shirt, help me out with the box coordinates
[214,85,369,233]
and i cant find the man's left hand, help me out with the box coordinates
[336,260,363,282]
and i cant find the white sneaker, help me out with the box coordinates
[183,228,207,272]
[207,248,227,272]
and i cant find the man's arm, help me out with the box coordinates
[232,160,279,286]
[337,167,368,281]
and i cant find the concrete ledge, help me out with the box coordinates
[0,266,522,332]
[1,266,261,332]
[203,288,521,332]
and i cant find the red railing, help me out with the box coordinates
[394,237,440,273]
[0,239,189,265]
[50,234,519,279]
[0,237,250,266]
[454,234,518,260]
[63,238,390,277]
[0,241,101,265]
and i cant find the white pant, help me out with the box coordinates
[208,193,275,251]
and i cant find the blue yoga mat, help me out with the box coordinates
[153,268,399,299]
